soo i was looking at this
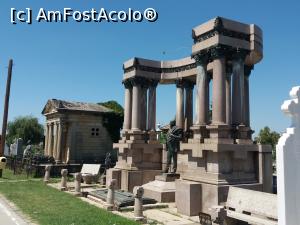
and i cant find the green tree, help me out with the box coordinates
[6,116,44,145]
[255,126,280,162]
[98,100,124,143]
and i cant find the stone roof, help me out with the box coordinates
[42,99,113,115]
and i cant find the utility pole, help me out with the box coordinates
[0,59,13,178]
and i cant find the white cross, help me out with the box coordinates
[281,86,300,128]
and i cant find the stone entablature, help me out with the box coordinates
[42,99,114,164]
[123,17,262,84]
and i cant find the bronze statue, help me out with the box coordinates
[164,120,183,173]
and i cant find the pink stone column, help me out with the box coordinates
[184,82,194,131]
[123,81,132,131]
[194,63,208,126]
[176,81,184,129]
[212,57,226,125]
[131,80,142,131]
[225,71,232,125]
[148,81,158,131]
[232,51,247,126]
[244,66,253,127]
[140,86,148,131]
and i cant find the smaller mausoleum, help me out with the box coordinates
[42,99,114,164]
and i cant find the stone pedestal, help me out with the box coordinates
[143,173,180,203]
[177,141,272,216]
[109,141,163,192]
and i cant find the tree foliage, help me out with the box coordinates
[6,116,44,146]
[98,100,124,143]
[255,126,280,161]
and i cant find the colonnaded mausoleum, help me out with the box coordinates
[42,99,114,163]
[107,17,273,217]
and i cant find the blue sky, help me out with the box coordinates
[0,0,299,135]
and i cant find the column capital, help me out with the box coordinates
[129,77,150,88]
[148,79,159,88]
[232,48,249,61]
[210,45,230,60]
[183,80,194,89]
[122,79,133,89]
[193,52,209,66]
[244,65,254,77]
[175,79,185,88]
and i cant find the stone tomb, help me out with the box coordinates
[108,17,272,217]
[42,99,114,164]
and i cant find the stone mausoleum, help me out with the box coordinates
[107,17,273,217]
[42,99,114,164]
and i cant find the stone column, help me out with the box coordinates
[53,123,58,159]
[194,56,208,126]
[123,81,132,131]
[140,85,148,131]
[176,81,184,129]
[56,121,64,163]
[60,169,68,191]
[226,68,232,125]
[212,55,226,125]
[106,179,116,210]
[244,66,253,127]
[232,50,248,126]
[184,81,194,131]
[133,186,144,221]
[131,79,142,131]
[44,124,49,155]
[47,123,53,157]
[43,165,51,183]
[74,172,82,196]
[148,81,158,131]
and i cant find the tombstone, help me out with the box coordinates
[106,179,116,210]
[74,172,82,196]
[133,186,145,221]
[276,86,300,225]
[4,144,9,156]
[60,169,68,191]
[44,165,51,183]
[16,138,23,157]
[10,142,17,156]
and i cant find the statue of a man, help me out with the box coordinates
[164,120,183,173]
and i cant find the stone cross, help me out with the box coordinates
[74,172,82,196]
[60,169,68,191]
[43,165,51,183]
[276,86,300,225]
[133,186,144,221]
[106,179,116,210]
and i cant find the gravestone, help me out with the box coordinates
[276,86,300,225]
[10,138,23,157]
[4,144,9,156]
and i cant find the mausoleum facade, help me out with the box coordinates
[42,99,113,164]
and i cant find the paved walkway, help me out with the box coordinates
[0,197,30,225]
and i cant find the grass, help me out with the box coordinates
[0,167,32,180]
[0,169,139,225]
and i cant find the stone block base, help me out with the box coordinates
[106,168,161,192]
[175,179,263,216]
[143,173,180,203]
